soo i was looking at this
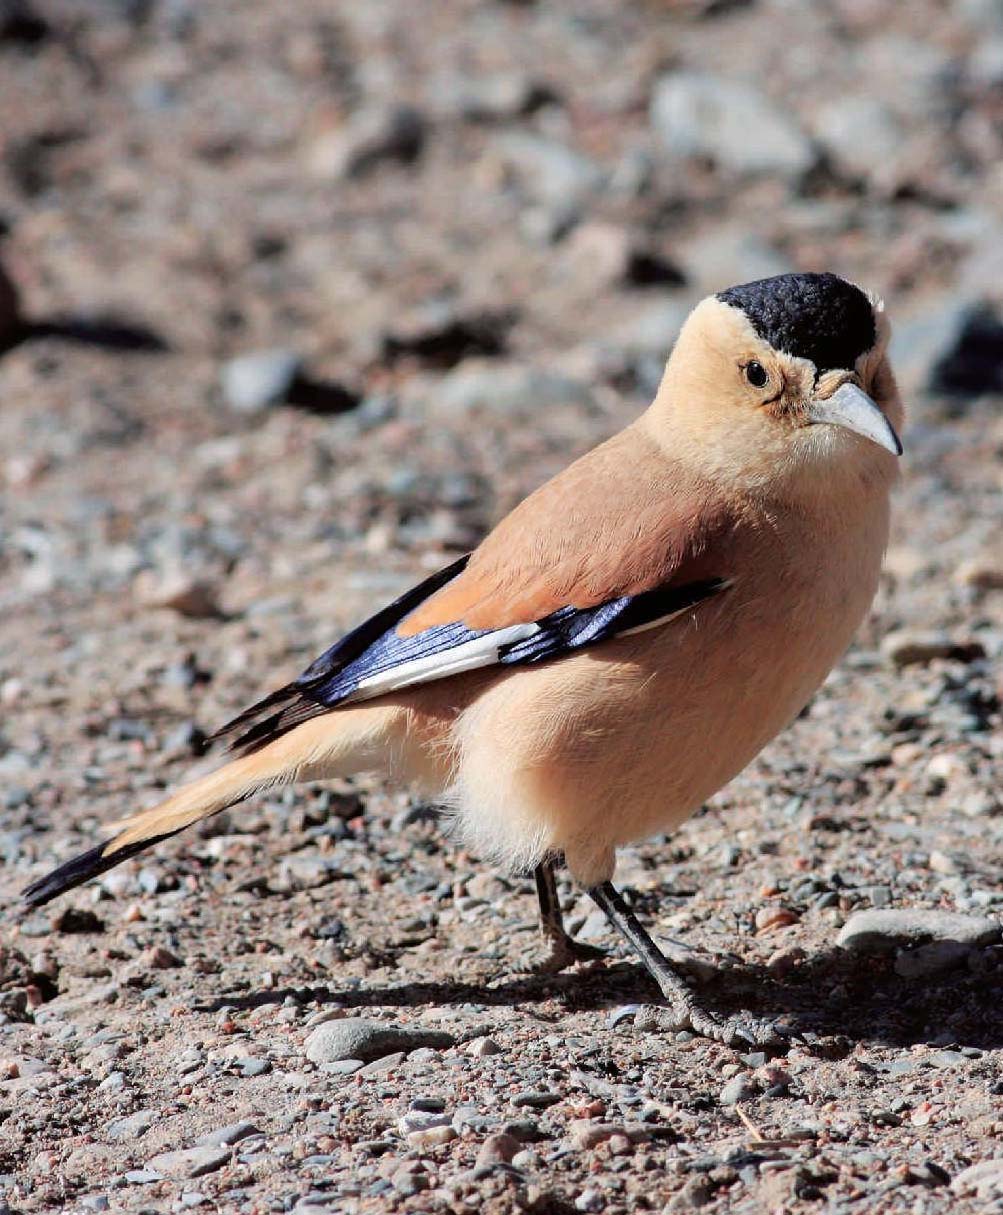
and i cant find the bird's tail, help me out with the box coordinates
[22,705,398,908]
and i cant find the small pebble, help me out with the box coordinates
[195,1122,259,1148]
[221,349,301,413]
[575,1188,605,1212]
[146,945,182,970]
[398,1110,452,1136]
[476,1133,521,1168]
[237,1057,272,1077]
[135,573,223,620]
[466,1036,504,1058]
[566,1122,634,1150]
[511,1091,561,1109]
[407,1125,457,1148]
[719,1076,756,1106]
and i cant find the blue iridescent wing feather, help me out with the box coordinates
[213,558,728,754]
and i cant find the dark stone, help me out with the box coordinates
[381,304,514,369]
[0,0,48,45]
[625,249,686,288]
[929,303,1003,396]
[285,375,361,415]
[54,907,105,934]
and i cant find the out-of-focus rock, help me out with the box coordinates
[306,105,425,179]
[476,1132,520,1167]
[928,303,1003,396]
[959,0,1003,32]
[0,0,48,46]
[134,573,224,620]
[430,360,593,416]
[565,222,685,290]
[812,97,903,185]
[381,301,513,368]
[650,72,814,179]
[881,630,986,667]
[887,301,971,395]
[433,72,552,121]
[0,255,23,347]
[894,940,974,978]
[491,131,604,206]
[221,349,302,413]
[952,1158,1003,1198]
[856,35,953,116]
[608,299,691,360]
[965,35,1003,86]
[719,1075,756,1105]
[680,224,792,292]
[956,558,1003,590]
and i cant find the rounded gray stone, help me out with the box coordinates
[221,349,301,413]
[303,1017,455,1064]
[837,910,1000,955]
[145,1146,230,1179]
[650,72,814,179]
[719,1075,755,1106]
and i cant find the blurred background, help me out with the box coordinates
[2,0,1003,628]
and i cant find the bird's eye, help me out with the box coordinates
[745,361,769,388]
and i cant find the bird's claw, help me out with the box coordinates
[651,999,793,1049]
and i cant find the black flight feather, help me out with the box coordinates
[23,830,183,908]
[209,554,471,752]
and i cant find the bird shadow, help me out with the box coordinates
[197,943,1003,1051]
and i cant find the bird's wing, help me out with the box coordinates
[213,428,734,753]
[399,426,727,633]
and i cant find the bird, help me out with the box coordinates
[23,271,904,1046]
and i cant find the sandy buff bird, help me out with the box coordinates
[24,272,903,1046]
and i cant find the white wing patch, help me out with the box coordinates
[346,621,541,700]
[617,579,733,638]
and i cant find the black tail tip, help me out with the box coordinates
[22,839,118,908]
[22,830,178,909]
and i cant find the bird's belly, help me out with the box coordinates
[446,510,886,884]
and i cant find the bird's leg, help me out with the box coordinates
[531,859,606,973]
[588,881,787,1048]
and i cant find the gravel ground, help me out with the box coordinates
[2,1,1003,1212]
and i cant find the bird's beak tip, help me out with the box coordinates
[807,382,902,457]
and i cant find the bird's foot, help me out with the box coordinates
[530,931,606,975]
[653,994,792,1049]
[585,882,793,1050]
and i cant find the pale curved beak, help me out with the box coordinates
[807,382,902,456]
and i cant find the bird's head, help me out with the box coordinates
[652,272,903,494]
